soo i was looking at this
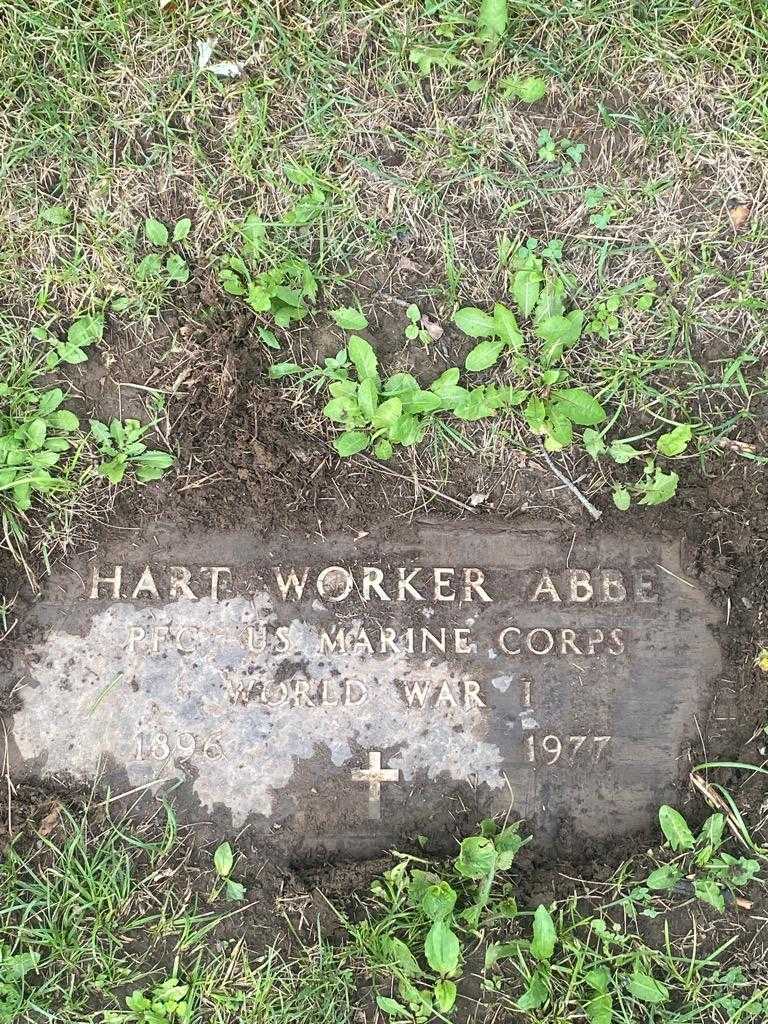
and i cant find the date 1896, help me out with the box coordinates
[134,731,224,762]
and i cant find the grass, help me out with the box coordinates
[0,789,765,1023]
[0,319,94,576]
[0,0,765,557]
[0,1,766,1015]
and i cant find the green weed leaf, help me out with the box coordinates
[381,935,421,977]
[68,315,104,348]
[371,398,403,430]
[357,378,379,421]
[699,813,725,849]
[135,451,174,482]
[551,388,606,426]
[493,303,523,351]
[453,389,496,421]
[219,268,247,295]
[165,254,189,283]
[583,428,606,459]
[517,967,549,1010]
[501,75,548,102]
[330,307,368,331]
[536,314,582,364]
[145,217,169,246]
[44,437,71,453]
[328,380,356,398]
[524,395,547,433]
[385,372,420,397]
[258,328,280,350]
[531,904,556,961]
[172,217,192,242]
[126,992,152,1012]
[627,972,669,1004]
[694,877,725,912]
[269,362,304,379]
[608,441,640,464]
[56,343,87,364]
[430,367,459,392]
[225,879,245,902]
[434,979,457,1013]
[495,824,525,869]
[512,269,542,318]
[40,204,71,225]
[98,459,126,485]
[409,45,458,76]
[376,995,407,1017]
[646,864,682,890]
[137,253,163,280]
[422,882,457,921]
[424,919,460,976]
[347,335,378,380]
[477,0,507,43]
[656,424,692,457]
[485,941,526,969]
[89,420,111,448]
[465,339,505,372]
[455,835,496,878]
[26,419,47,449]
[637,467,679,506]
[547,411,573,448]
[47,410,79,431]
[334,431,370,457]
[453,307,497,338]
[403,390,443,415]
[584,992,613,1024]
[612,486,631,511]
[728,858,760,886]
[534,278,566,323]
[389,415,424,445]
[11,481,32,509]
[214,842,234,878]
[585,966,610,992]
[407,868,441,904]
[658,805,695,851]
[37,388,64,415]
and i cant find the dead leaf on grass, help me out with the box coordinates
[469,492,490,506]
[421,315,444,341]
[397,256,420,273]
[196,37,245,78]
[727,201,751,231]
[196,37,216,68]
[38,801,62,837]
[207,61,245,79]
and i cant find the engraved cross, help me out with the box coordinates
[352,751,399,820]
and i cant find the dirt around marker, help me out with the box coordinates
[8,521,721,858]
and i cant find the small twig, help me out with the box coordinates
[1,720,16,836]
[537,444,602,521]
[716,436,758,454]
[94,776,176,809]
[655,563,695,588]
[353,454,479,514]
[689,771,751,853]
[0,616,17,645]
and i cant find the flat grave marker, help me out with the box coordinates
[7,522,722,857]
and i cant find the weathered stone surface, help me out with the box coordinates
[8,522,722,856]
